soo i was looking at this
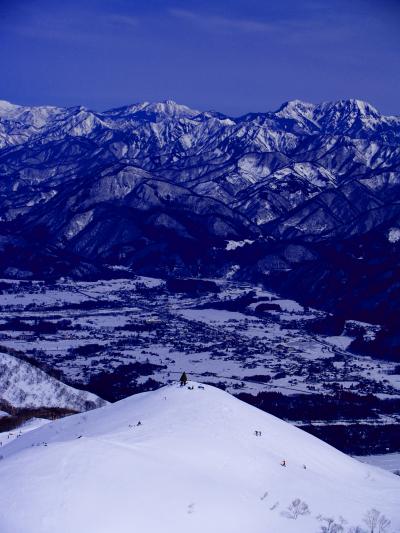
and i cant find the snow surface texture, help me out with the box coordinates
[0,351,107,411]
[0,382,398,533]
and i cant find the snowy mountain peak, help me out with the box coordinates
[276,99,316,116]
[349,98,380,115]
[0,100,65,131]
[273,99,390,136]
[275,100,318,131]
[316,98,381,117]
[312,99,386,134]
[0,99,21,114]
[0,382,398,533]
[66,105,89,114]
[141,99,200,118]
[103,99,200,122]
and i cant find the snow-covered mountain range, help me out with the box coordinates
[0,382,398,533]
[1,98,400,323]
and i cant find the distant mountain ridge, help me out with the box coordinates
[1,97,400,324]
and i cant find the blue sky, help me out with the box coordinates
[0,0,399,115]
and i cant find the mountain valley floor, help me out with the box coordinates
[1,275,399,455]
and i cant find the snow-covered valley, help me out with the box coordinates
[1,276,399,456]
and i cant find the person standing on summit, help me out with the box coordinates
[180,372,188,386]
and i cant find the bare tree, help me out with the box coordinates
[281,498,311,519]
[364,509,380,533]
[363,509,391,533]
[317,515,345,533]
[377,515,391,533]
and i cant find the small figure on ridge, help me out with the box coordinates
[180,372,188,387]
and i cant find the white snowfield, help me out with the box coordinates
[0,351,107,411]
[0,383,399,533]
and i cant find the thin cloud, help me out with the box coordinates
[168,6,374,47]
[169,9,277,34]
[107,14,138,29]
[2,9,138,45]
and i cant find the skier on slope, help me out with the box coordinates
[180,372,188,386]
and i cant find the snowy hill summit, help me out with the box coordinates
[0,382,398,533]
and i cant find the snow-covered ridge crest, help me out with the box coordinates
[0,382,398,533]
[1,96,398,121]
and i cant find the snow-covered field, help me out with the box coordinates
[0,383,399,533]
[0,277,398,402]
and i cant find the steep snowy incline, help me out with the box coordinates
[0,382,398,533]
[0,351,107,411]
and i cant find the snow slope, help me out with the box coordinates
[0,417,49,446]
[0,351,107,411]
[0,382,398,533]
